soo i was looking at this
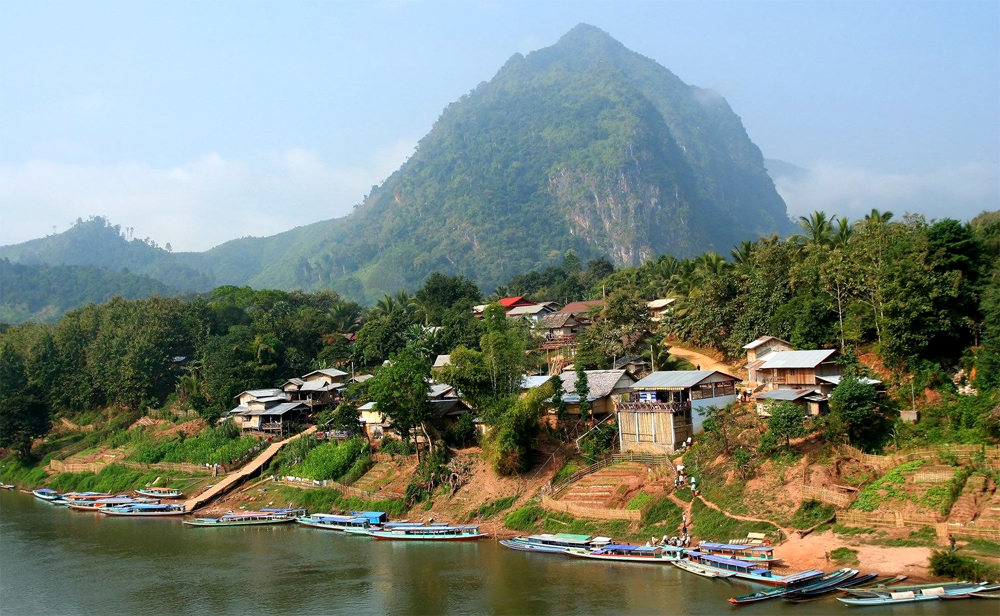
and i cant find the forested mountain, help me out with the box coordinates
[1,25,792,303]
[0,217,214,292]
[0,259,175,323]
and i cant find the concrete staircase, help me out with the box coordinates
[558,462,647,508]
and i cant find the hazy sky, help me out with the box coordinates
[1,0,998,251]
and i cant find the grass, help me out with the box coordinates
[501,504,633,539]
[626,493,652,511]
[269,486,407,517]
[504,504,545,532]
[0,456,49,486]
[829,547,860,565]
[852,460,926,512]
[673,487,694,502]
[464,495,518,522]
[790,499,835,530]
[47,464,196,494]
[833,523,876,536]
[863,526,938,548]
[128,424,260,466]
[551,459,583,485]
[964,538,1000,558]
[690,499,777,543]
[930,550,1000,581]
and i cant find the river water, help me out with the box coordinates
[1,491,992,616]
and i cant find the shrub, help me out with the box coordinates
[445,413,477,448]
[829,547,859,565]
[504,504,544,531]
[292,438,369,481]
[465,495,518,521]
[790,499,835,529]
[379,437,413,457]
[930,550,1000,580]
[852,460,925,512]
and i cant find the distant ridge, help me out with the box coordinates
[1,24,794,303]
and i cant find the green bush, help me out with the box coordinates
[292,438,369,481]
[465,495,518,521]
[829,547,859,565]
[930,550,1000,580]
[790,499,835,529]
[852,460,925,512]
[504,504,544,531]
[641,497,682,528]
[379,437,413,457]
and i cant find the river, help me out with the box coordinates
[1,491,992,615]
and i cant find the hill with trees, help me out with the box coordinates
[0,24,793,305]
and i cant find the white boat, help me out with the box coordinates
[566,544,683,564]
[499,533,612,554]
[31,488,63,501]
[296,514,371,532]
[672,559,735,579]
[100,503,188,516]
[134,487,184,499]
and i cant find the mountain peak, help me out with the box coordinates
[554,23,625,54]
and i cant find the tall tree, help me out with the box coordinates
[366,345,431,458]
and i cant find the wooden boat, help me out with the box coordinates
[671,559,735,579]
[839,591,942,606]
[500,533,612,554]
[67,496,155,511]
[183,511,298,527]
[842,581,979,598]
[368,525,486,541]
[134,487,184,499]
[100,503,188,516]
[787,572,878,600]
[696,542,782,566]
[730,569,856,604]
[942,584,1000,599]
[566,544,683,564]
[971,588,1000,599]
[685,551,823,586]
[0,483,15,490]
[31,488,63,501]
[297,514,371,532]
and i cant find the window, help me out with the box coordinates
[715,382,735,397]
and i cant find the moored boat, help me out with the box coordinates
[134,487,184,499]
[785,572,879,601]
[31,488,63,501]
[696,542,782,567]
[183,511,299,527]
[67,496,155,511]
[671,558,735,578]
[839,583,987,606]
[500,533,612,554]
[566,544,683,564]
[839,591,942,606]
[685,551,823,586]
[100,503,188,516]
[971,587,1000,599]
[297,514,371,532]
[368,525,486,540]
[729,569,855,604]
[842,581,980,598]
[0,483,15,490]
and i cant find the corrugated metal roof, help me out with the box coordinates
[558,300,604,314]
[246,402,307,416]
[742,335,790,350]
[754,389,814,401]
[433,354,451,368]
[558,370,635,401]
[428,383,455,398]
[536,313,577,329]
[758,349,837,369]
[632,370,738,390]
[815,375,882,386]
[229,405,249,415]
[300,380,335,392]
[234,388,284,399]
[506,304,553,316]
[647,298,675,309]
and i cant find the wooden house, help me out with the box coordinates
[233,397,309,436]
[647,298,675,322]
[233,388,285,408]
[283,368,348,410]
[618,370,740,454]
[742,336,794,385]
[552,369,637,418]
[752,388,828,417]
[755,349,842,390]
[506,302,557,322]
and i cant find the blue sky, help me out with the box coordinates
[1,0,998,250]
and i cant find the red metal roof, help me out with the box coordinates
[499,296,535,308]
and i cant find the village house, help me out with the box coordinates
[752,388,829,417]
[558,300,604,316]
[432,354,451,370]
[506,302,558,322]
[231,394,309,436]
[742,336,795,386]
[755,349,843,391]
[473,296,537,318]
[647,298,675,322]
[282,368,348,410]
[550,369,637,418]
[617,370,740,454]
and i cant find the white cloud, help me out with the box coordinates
[773,161,1000,223]
[0,141,416,252]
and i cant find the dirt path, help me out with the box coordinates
[666,344,737,375]
[695,494,794,537]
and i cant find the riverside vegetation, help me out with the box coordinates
[1,209,999,570]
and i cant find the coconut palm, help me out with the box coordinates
[730,240,756,264]
[864,208,894,224]
[794,211,837,246]
[833,217,853,247]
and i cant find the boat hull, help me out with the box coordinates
[183,518,296,527]
[369,531,486,541]
[100,509,187,517]
[672,560,734,579]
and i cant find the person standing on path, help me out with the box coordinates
[949,534,956,552]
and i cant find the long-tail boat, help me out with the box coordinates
[100,503,188,516]
[671,559,735,578]
[500,533,612,554]
[296,514,372,532]
[729,569,856,604]
[134,487,185,499]
[183,510,299,527]
[31,488,64,502]
[566,544,683,564]
[685,551,824,586]
[694,542,782,566]
[367,525,486,540]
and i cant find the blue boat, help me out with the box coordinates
[368,525,486,541]
[566,543,683,564]
[500,533,612,554]
[100,503,187,516]
[685,551,823,586]
[297,514,372,532]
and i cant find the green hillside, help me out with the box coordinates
[0,25,793,304]
[0,259,176,323]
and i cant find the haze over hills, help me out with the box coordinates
[0,24,794,308]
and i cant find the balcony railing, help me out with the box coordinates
[617,401,692,414]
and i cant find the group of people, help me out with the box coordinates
[672,466,697,495]
[647,534,691,548]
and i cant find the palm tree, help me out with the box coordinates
[864,208,893,224]
[833,217,853,247]
[794,211,837,246]
[371,293,397,318]
[694,252,728,278]
[730,240,756,264]
[329,300,364,334]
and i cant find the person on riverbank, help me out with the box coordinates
[949,534,956,552]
